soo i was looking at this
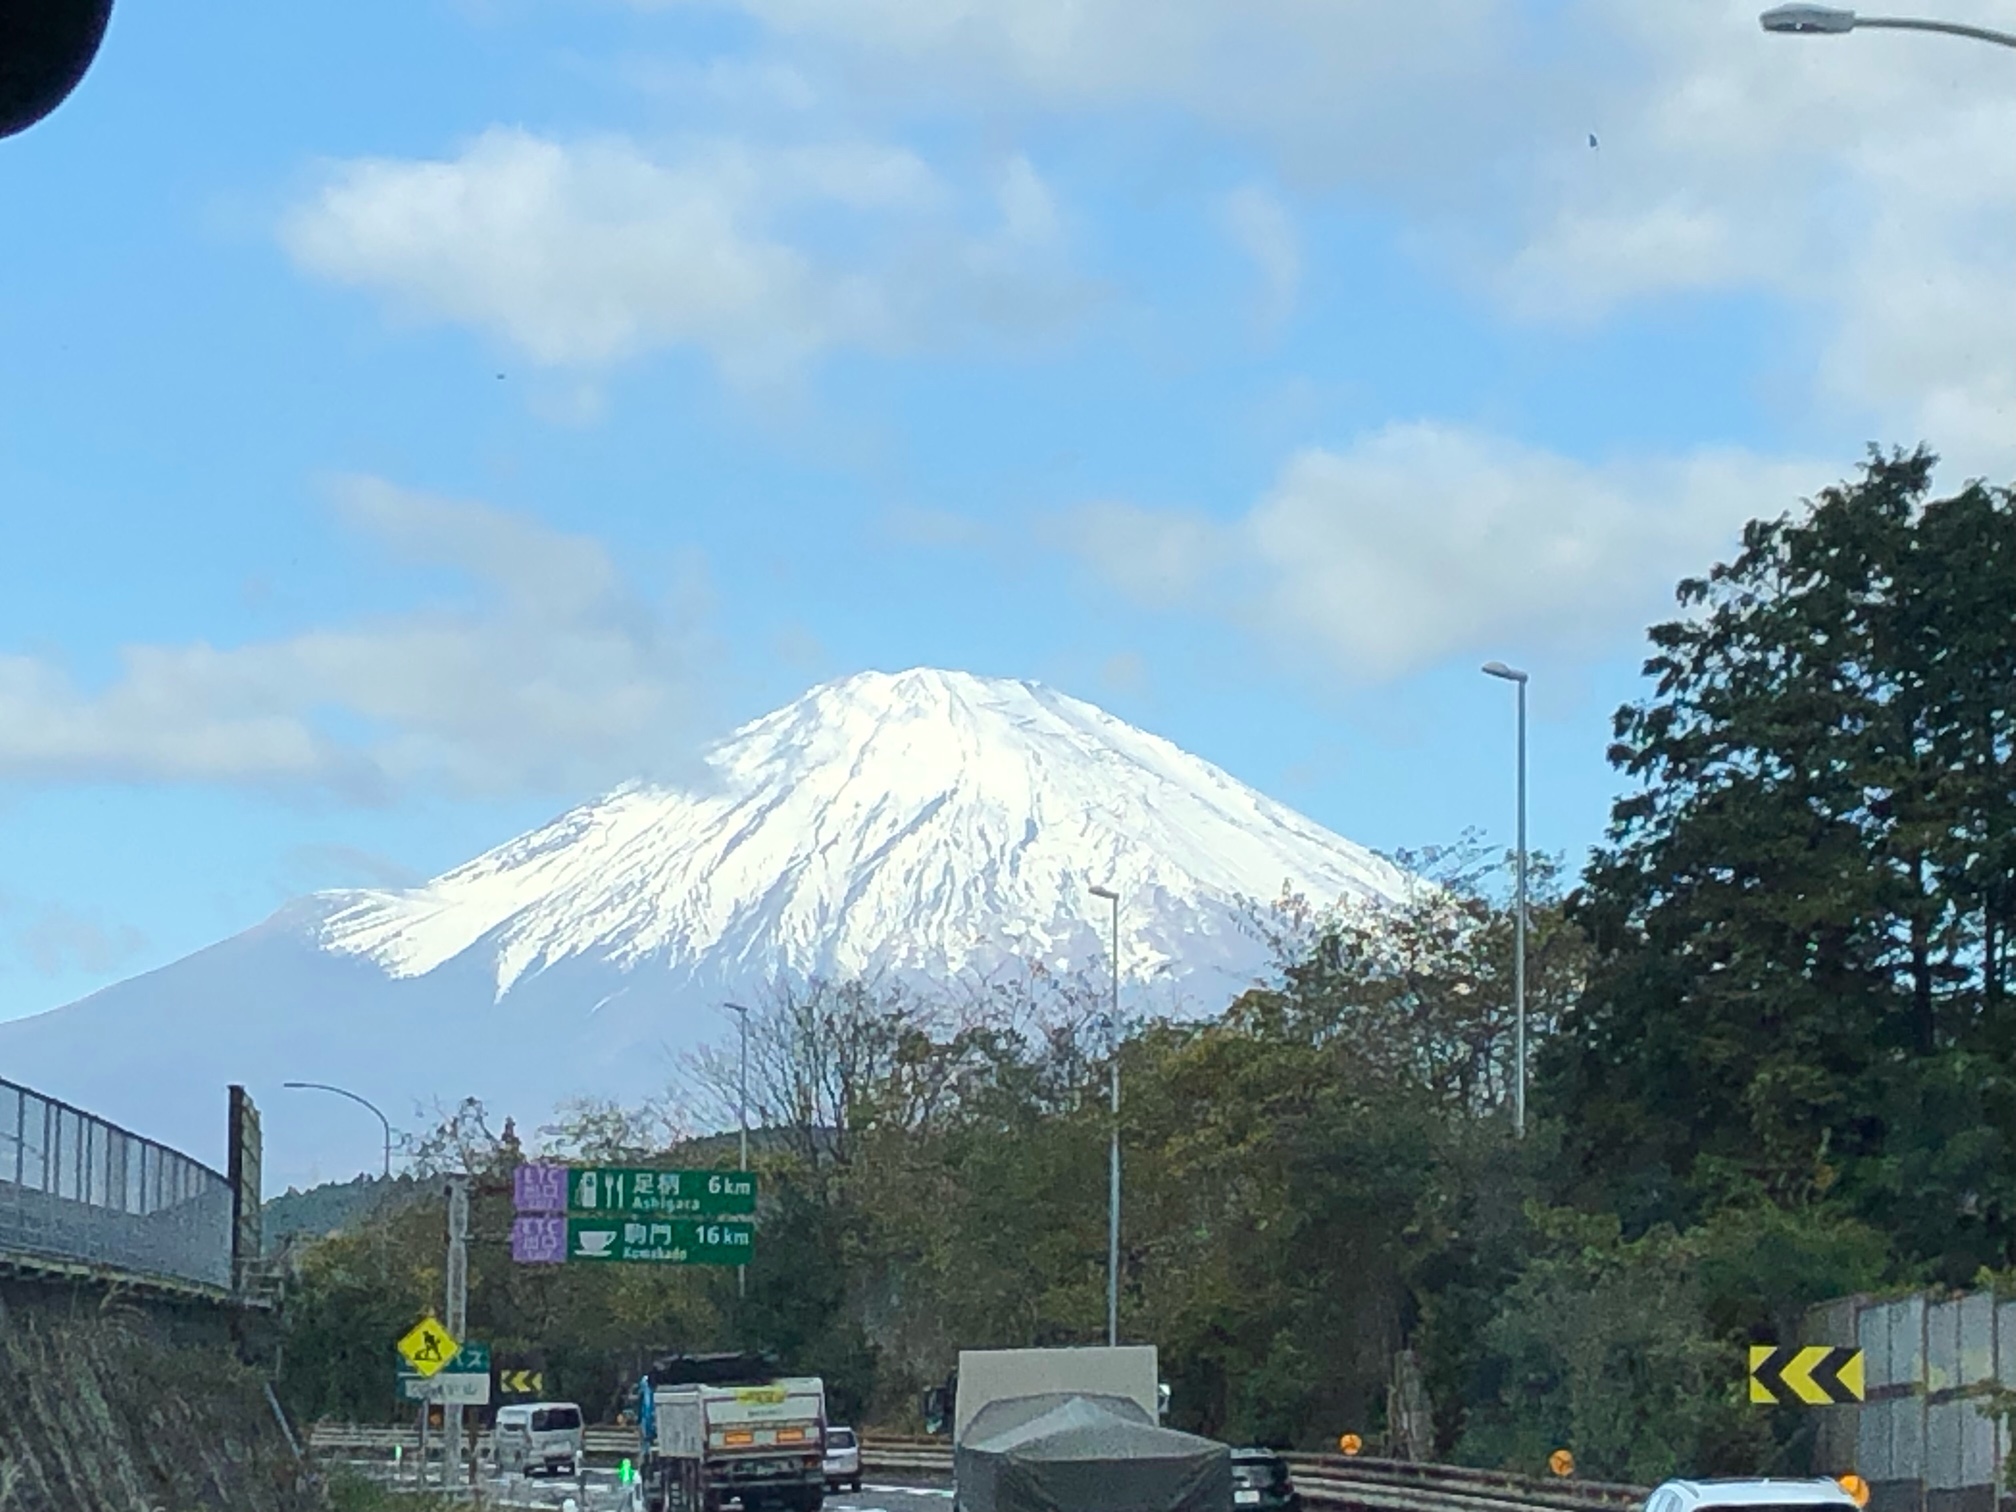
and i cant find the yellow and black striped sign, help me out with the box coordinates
[1748,1345,1865,1405]
[499,1369,544,1395]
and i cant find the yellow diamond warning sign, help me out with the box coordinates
[397,1316,460,1378]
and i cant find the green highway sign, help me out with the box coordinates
[397,1342,491,1404]
[566,1216,754,1265]
[566,1167,757,1217]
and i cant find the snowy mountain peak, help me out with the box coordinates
[0,666,1412,1192]
[314,667,1411,1002]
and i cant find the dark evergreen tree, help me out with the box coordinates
[1547,446,2016,1275]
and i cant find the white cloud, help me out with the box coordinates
[630,0,1531,181]
[1488,0,2016,477]
[0,478,715,799]
[0,894,150,979]
[627,0,2013,474]
[995,155,1061,247]
[278,844,427,893]
[1220,185,1300,333]
[1058,423,1829,682]
[280,127,1088,387]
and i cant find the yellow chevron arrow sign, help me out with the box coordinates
[1749,1345,1865,1405]
[499,1369,544,1395]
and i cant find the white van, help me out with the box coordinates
[493,1402,585,1477]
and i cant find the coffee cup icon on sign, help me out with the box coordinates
[577,1228,617,1258]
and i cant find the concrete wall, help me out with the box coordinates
[1807,1290,2013,1512]
[0,1276,315,1512]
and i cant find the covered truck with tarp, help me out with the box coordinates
[953,1388,1231,1512]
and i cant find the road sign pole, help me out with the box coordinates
[444,1176,469,1486]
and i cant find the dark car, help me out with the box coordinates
[1231,1449,1302,1512]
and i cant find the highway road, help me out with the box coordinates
[342,1463,955,1511]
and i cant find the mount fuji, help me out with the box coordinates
[0,669,1412,1193]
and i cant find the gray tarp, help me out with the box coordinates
[954,1393,1232,1512]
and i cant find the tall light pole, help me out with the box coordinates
[1481,663,1529,1140]
[1089,884,1120,1347]
[443,1173,470,1488]
[283,1081,392,1179]
[1760,5,2016,46]
[726,1003,750,1300]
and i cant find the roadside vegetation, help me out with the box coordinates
[274,448,2016,1487]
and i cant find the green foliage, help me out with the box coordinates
[264,1173,414,1253]
[1460,1210,1755,1482]
[1551,446,2016,1257]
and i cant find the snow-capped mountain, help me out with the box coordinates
[0,669,1411,1193]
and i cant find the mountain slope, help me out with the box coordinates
[0,668,1410,1191]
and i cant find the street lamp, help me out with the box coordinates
[725,1003,751,1300]
[1760,5,2016,46]
[1088,884,1120,1348]
[282,1081,392,1179]
[1480,663,1529,1141]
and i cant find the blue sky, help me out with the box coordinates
[1,0,2011,1026]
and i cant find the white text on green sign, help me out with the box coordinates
[396,1342,490,1379]
[568,1217,754,1264]
[569,1168,757,1216]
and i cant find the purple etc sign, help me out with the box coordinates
[513,1163,568,1215]
[510,1217,566,1265]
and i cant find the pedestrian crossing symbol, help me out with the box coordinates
[397,1316,460,1379]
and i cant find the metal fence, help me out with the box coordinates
[0,1074,233,1291]
[1808,1289,2015,1512]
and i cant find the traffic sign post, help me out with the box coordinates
[1748,1345,1865,1405]
[566,1217,755,1264]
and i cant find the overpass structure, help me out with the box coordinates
[0,1072,266,1303]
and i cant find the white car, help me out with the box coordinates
[824,1425,862,1493]
[1643,1479,1863,1512]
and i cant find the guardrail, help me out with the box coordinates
[1273,1457,1645,1512]
[310,1426,643,1457]
[307,1425,1649,1512]
[0,1075,233,1292]
[848,1439,1646,1512]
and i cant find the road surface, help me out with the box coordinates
[347,1463,954,1512]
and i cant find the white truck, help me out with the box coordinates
[928,1346,1164,1445]
[641,1355,827,1512]
[926,1347,1222,1512]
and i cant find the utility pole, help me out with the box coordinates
[727,1003,751,1301]
[1089,884,1120,1346]
[444,1175,469,1487]
[1482,661,1530,1139]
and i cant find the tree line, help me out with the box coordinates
[274,447,2016,1486]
